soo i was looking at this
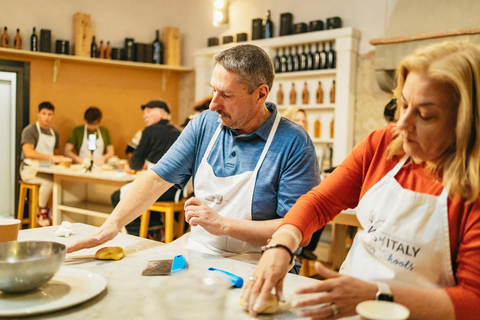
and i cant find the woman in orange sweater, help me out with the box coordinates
[242,40,480,320]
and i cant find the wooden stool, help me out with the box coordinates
[17,181,40,229]
[299,257,317,277]
[139,199,187,243]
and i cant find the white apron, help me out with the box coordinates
[340,156,456,289]
[186,112,281,256]
[21,122,56,179]
[79,125,104,162]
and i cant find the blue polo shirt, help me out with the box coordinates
[152,102,320,220]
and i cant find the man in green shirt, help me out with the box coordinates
[64,107,115,164]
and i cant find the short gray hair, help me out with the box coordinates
[214,44,274,94]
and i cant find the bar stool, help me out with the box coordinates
[299,257,316,277]
[139,198,187,243]
[17,181,40,229]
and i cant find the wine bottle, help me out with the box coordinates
[280,47,288,73]
[152,30,164,64]
[106,41,112,59]
[320,42,328,69]
[98,40,105,58]
[286,47,293,72]
[316,81,324,104]
[307,44,314,70]
[13,28,22,49]
[313,43,321,70]
[327,41,336,69]
[330,118,335,138]
[90,36,98,58]
[289,82,297,105]
[1,27,10,48]
[263,10,273,39]
[300,45,308,71]
[302,82,309,104]
[292,46,300,72]
[30,27,38,51]
[273,48,281,73]
[330,80,336,104]
[277,83,284,105]
[314,119,321,138]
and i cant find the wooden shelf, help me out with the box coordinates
[0,47,193,73]
[275,69,336,79]
[277,104,335,110]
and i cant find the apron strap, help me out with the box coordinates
[254,111,281,173]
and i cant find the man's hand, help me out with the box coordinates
[184,197,227,236]
[67,221,119,253]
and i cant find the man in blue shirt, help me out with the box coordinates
[68,45,320,270]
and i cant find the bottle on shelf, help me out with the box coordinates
[327,41,337,69]
[90,36,98,58]
[330,80,336,104]
[263,10,273,39]
[330,118,335,138]
[313,43,321,70]
[289,82,297,105]
[277,83,284,105]
[13,28,22,49]
[1,27,10,48]
[300,45,308,71]
[292,46,300,72]
[280,47,288,73]
[316,81,324,104]
[320,42,328,69]
[273,48,281,73]
[314,119,321,138]
[302,81,309,104]
[30,27,38,52]
[106,41,112,59]
[98,40,105,58]
[307,44,314,70]
[153,29,164,64]
[286,47,293,72]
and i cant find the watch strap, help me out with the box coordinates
[376,282,394,302]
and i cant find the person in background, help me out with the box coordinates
[384,97,398,125]
[180,95,212,129]
[125,129,143,162]
[242,41,480,320]
[64,106,115,165]
[20,102,70,226]
[282,106,323,262]
[67,44,320,274]
[110,100,181,238]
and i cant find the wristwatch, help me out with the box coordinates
[376,282,394,302]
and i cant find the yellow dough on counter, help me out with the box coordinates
[95,247,125,260]
[239,293,279,314]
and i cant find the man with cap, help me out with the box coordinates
[69,45,320,273]
[110,100,181,237]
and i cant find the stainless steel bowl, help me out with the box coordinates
[0,241,66,293]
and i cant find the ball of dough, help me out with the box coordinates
[95,246,125,260]
[239,293,279,314]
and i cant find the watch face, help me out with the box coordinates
[378,293,394,302]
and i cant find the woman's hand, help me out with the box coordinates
[292,262,377,319]
[67,221,120,253]
[241,247,292,317]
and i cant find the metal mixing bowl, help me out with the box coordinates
[0,241,66,293]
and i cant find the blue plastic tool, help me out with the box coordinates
[171,255,187,274]
[208,267,244,288]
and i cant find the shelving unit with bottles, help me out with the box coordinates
[193,27,359,168]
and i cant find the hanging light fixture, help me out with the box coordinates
[213,0,229,27]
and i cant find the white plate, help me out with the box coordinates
[0,267,106,317]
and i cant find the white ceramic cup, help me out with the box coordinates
[0,219,21,242]
[356,300,410,320]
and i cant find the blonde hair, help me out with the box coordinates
[388,41,480,202]
[282,106,306,121]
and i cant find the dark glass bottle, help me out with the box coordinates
[327,41,336,69]
[286,47,293,72]
[320,42,328,69]
[300,45,308,71]
[273,48,281,73]
[153,30,164,64]
[30,27,37,51]
[313,43,321,70]
[306,44,314,70]
[292,46,300,72]
[14,28,22,49]
[263,10,273,39]
[280,47,288,73]
[90,36,98,58]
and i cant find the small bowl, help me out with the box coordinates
[0,241,66,293]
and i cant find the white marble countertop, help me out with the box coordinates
[11,224,347,320]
